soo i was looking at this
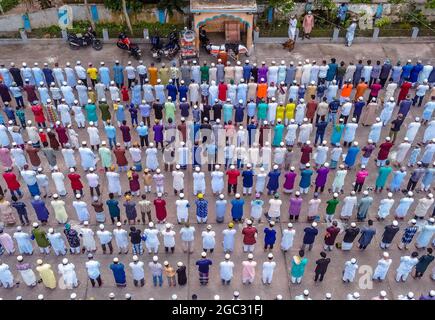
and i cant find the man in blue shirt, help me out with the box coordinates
[230,193,244,222]
[302,222,319,251]
[243,61,252,82]
[104,120,117,149]
[178,80,188,102]
[326,58,338,83]
[136,122,149,147]
[353,96,365,123]
[247,118,257,147]
[196,252,213,285]
[328,98,340,124]
[242,163,254,195]
[264,221,277,250]
[315,119,328,145]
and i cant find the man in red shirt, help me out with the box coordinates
[67,167,84,196]
[242,219,257,252]
[218,80,227,102]
[368,79,382,103]
[377,137,394,167]
[300,141,312,169]
[2,168,22,198]
[226,165,240,195]
[397,81,412,104]
[31,102,46,128]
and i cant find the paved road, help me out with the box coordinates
[0,42,433,300]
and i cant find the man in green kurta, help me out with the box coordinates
[257,100,268,121]
[158,63,170,85]
[200,62,210,83]
[272,120,285,146]
[375,160,392,192]
[357,191,373,221]
[98,141,113,170]
[31,223,50,254]
[164,98,176,122]
[98,99,111,122]
[84,101,98,123]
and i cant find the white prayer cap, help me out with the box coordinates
[177,261,183,267]
[276,295,283,300]
[407,292,414,298]
[392,220,399,226]
[152,255,158,262]
[353,292,360,298]
[410,219,417,224]
[428,193,434,199]
[429,217,435,223]
[273,164,279,170]
[246,219,253,225]
[16,226,22,232]
[288,223,293,228]
[62,258,69,264]
[70,293,77,300]
[179,193,184,199]
[206,225,212,230]
[429,290,435,297]
[171,294,178,300]
[380,291,387,297]
[383,252,389,258]
[303,290,309,296]
[109,293,115,299]
[312,222,318,227]
[113,257,119,263]
[99,224,105,230]
[325,293,332,299]
[48,228,54,233]
[350,222,357,227]
[17,255,23,262]
[83,220,89,225]
[195,166,200,172]
[219,194,225,200]
[16,296,22,300]
[116,222,122,227]
[37,295,44,300]
[407,191,413,197]
[350,258,357,264]
[32,222,39,228]
[214,295,220,300]
[247,253,254,259]
[255,296,261,300]
[132,255,139,261]
[363,190,369,195]
[268,253,274,259]
[201,252,207,258]
[233,291,240,297]
[148,221,154,228]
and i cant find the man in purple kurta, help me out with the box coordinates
[283,169,297,193]
[153,123,164,146]
[30,196,49,223]
[289,192,303,220]
[315,163,330,193]
[258,63,268,83]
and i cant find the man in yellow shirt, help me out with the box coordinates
[87,63,98,88]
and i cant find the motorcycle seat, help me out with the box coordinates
[76,33,83,38]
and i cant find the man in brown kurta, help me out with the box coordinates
[25,142,41,168]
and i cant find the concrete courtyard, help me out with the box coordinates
[0,40,434,300]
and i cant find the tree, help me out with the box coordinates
[121,0,133,34]
[157,0,186,23]
[267,0,295,23]
[104,0,145,33]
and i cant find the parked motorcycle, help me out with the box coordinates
[67,27,102,50]
[199,27,210,53]
[117,32,141,59]
[150,30,180,62]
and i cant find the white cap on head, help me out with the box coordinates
[350,258,357,264]
[248,253,254,259]
[380,291,387,297]
[383,252,390,258]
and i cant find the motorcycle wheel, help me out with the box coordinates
[68,42,80,50]
[92,40,103,51]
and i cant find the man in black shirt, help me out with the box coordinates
[314,251,331,282]
[202,104,211,123]
[129,227,143,255]
[342,222,360,250]
[212,99,223,121]
[315,119,328,146]
[389,113,404,143]
[152,99,163,122]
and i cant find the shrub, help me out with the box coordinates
[374,17,391,28]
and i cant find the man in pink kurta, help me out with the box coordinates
[0,230,15,254]
[242,255,257,284]
[303,12,315,38]
[0,147,12,168]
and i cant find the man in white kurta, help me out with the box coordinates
[211,166,224,194]
[144,222,160,254]
[47,228,66,256]
[222,224,237,252]
[394,138,411,164]
[368,119,383,144]
[395,254,419,282]
[172,166,184,194]
[202,225,216,252]
[175,194,189,224]
[315,141,329,166]
[193,167,206,195]
[343,120,358,145]
[51,168,67,196]
[268,196,282,220]
[62,145,77,168]
[331,165,347,193]
[340,191,357,219]
[0,262,14,288]
[268,62,278,85]
[87,122,100,149]
[161,223,176,253]
[13,227,33,255]
[285,121,298,146]
[79,222,96,252]
[262,253,277,284]
[342,258,358,282]
[415,218,435,248]
[58,258,78,288]
[113,222,129,254]
[298,119,312,144]
[301,60,312,86]
[220,254,235,284]
[106,170,122,196]
[377,193,395,220]
[78,142,96,171]
[414,194,434,219]
[394,193,414,218]
[405,118,421,143]
[73,195,90,222]
[372,252,392,281]
[281,223,296,251]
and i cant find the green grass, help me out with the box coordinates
[0,0,19,13]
